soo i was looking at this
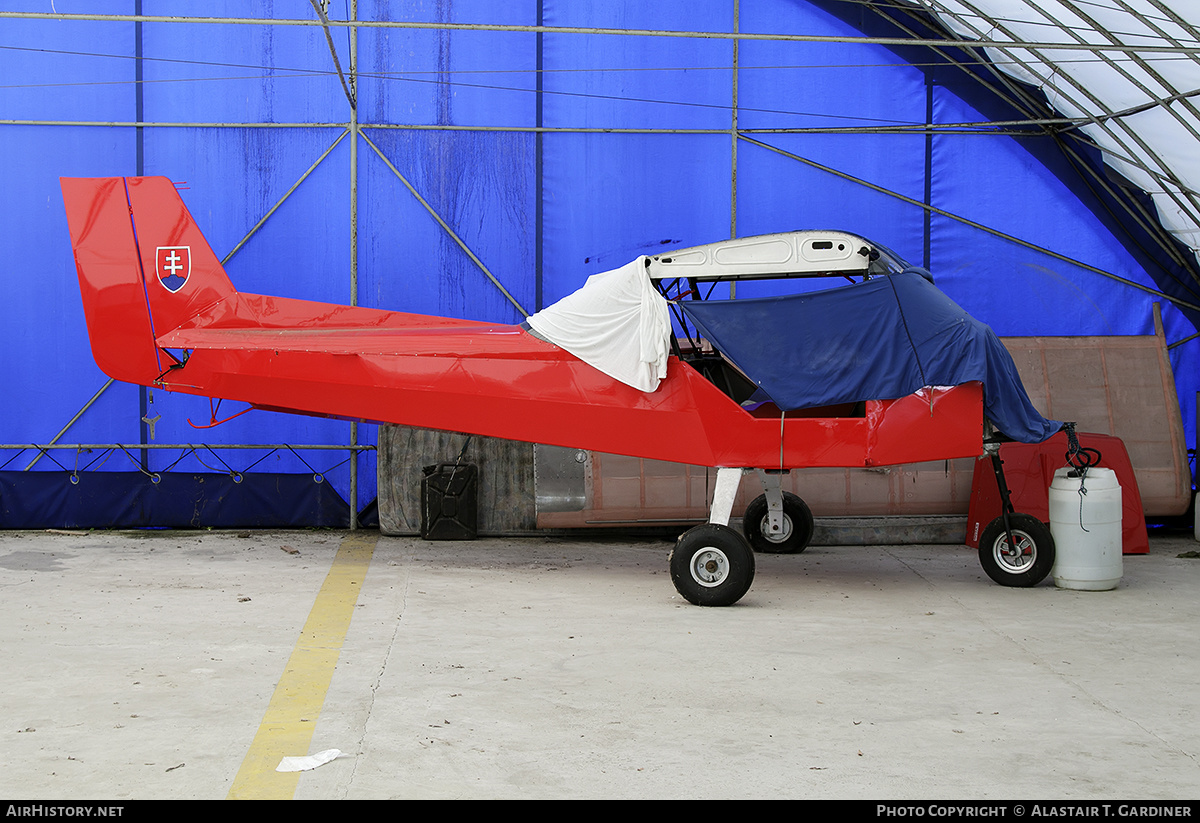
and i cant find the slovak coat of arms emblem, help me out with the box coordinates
[155,246,191,292]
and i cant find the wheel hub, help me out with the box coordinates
[995,531,1035,572]
[690,547,729,587]
[759,513,793,543]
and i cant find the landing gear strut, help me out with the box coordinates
[977,446,1055,587]
[669,468,813,605]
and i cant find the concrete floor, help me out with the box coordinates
[2,527,1199,800]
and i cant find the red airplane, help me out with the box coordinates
[60,175,1061,606]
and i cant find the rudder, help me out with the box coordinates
[61,176,237,385]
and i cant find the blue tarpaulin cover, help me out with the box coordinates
[0,472,368,530]
[677,270,1061,444]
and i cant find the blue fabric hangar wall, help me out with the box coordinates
[0,1,1196,528]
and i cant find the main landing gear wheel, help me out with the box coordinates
[743,491,814,554]
[670,523,756,607]
[978,513,1055,588]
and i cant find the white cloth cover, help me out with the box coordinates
[526,256,671,392]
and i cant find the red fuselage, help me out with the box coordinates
[62,176,985,470]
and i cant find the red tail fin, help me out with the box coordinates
[60,176,237,385]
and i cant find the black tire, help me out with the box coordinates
[669,523,756,606]
[742,492,814,554]
[978,513,1055,587]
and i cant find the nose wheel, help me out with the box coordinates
[978,513,1054,587]
[977,450,1055,588]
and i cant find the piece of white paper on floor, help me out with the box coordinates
[276,748,343,772]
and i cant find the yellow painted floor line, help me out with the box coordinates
[227,532,378,800]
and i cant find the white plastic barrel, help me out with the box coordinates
[1049,466,1122,591]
